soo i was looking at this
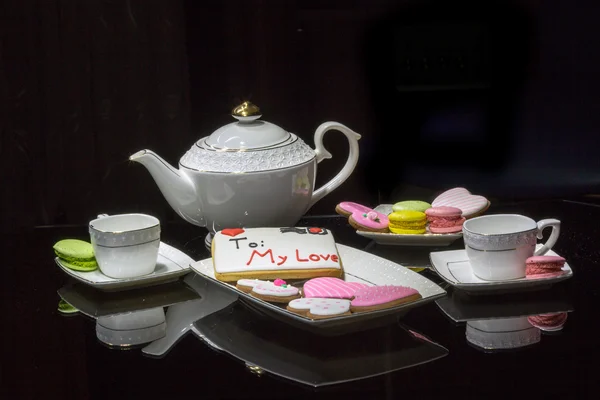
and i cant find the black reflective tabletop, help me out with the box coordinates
[4,199,600,399]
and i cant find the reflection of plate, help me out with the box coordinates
[430,247,573,294]
[55,242,194,291]
[193,303,448,387]
[190,244,446,334]
[355,204,462,247]
[57,280,200,318]
[435,286,574,323]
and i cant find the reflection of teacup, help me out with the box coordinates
[89,214,161,279]
[463,214,561,281]
[96,307,166,347]
[466,317,541,351]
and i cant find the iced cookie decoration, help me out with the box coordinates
[236,278,270,293]
[335,201,374,218]
[250,279,300,303]
[302,277,368,299]
[431,187,490,219]
[287,298,351,319]
[212,227,343,282]
[350,285,422,313]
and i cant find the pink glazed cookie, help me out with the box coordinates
[350,285,422,313]
[302,277,368,299]
[335,201,373,217]
[425,206,465,233]
[336,201,389,232]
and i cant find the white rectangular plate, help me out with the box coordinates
[430,247,573,294]
[190,244,446,330]
[55,242,194,291]
[355,204,462,247]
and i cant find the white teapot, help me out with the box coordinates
[130,102,360,245]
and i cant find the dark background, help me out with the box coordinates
[2,0,599,232]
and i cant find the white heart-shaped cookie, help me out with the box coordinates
[287,298,351,319]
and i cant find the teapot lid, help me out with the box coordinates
[204,102,291,150]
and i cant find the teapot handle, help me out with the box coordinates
[309,122,361,208]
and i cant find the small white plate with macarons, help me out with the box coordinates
[355,204,463,247]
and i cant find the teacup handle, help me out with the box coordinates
[310,122,361,208]
[534,219,561,256]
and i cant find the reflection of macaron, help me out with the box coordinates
[392,200,431,213]
[527,312,568,332]
[526,256,566,277]
[425,206,465,233]
[53,239,98,271]
[388,210,427,234]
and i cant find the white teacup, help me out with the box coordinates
[89,214,161,279]
[462,214,560,281]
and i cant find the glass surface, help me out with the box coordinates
[4,199,599,398]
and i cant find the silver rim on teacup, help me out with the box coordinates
[89,214,161,248]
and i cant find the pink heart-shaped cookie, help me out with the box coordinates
[303,277,368,299]
[431,187,489,218]
[351,285,420,308]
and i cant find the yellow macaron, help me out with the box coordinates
[388,210,427,234]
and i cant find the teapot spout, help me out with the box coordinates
[129,150,205,227]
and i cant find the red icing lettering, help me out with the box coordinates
[295,249,309,262]
[309,254,320,262]
[320,254,331,261]
[246,249,275,266]
[277,255,287,266]
[331,254,339,263]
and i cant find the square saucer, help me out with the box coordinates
[429,247,573,294]
[55,242,194,291]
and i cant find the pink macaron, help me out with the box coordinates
[526,256,566,277]
[425,206,465,234]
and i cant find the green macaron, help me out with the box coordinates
[53,239,98,271]
[392,200,432,213]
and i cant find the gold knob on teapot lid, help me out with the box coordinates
[232,101,261,117]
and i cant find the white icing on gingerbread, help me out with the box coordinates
[252,281,299,297]
[237,278,268,288]
[288,298,350,316]
[213,227,342,274]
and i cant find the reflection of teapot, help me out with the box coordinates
[130,102,360,245]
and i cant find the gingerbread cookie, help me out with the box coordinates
[336,202,389,232]
[236,278,269,293]
[302,277,368,299]
[212,227,343,282]
[335,201,373,217]
[250,279,300,303]
[287,298,351,319]
[350,285,422,313]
